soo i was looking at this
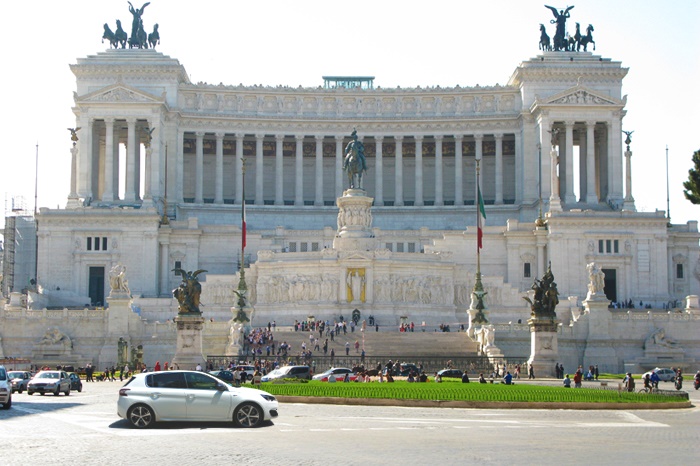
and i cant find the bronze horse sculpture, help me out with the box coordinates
[539,24,551,52]
[343,130,367,189]
[579,24,595,51]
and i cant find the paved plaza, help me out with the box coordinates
[1,380,697,464]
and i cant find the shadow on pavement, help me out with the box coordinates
[0,400,83,420]
[109,419,274,430]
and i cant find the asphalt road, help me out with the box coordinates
[1,379,698,465]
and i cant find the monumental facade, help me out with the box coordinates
[1,42,699,371]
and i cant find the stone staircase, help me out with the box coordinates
[270,328,479,359]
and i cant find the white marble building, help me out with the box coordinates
[2,46,698,371]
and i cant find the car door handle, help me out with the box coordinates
[150,392,161,399]
[186,394,195,400]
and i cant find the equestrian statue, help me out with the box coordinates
[343,129,367,190]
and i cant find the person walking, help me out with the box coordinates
[528,364,535,379]
[345,341,350,356]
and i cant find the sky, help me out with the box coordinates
[1,0,699,226]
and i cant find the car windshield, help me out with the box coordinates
[38,372,59,379]
[8,372,23,378]
[267,368,286,376]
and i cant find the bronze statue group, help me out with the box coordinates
[539,5,595,52]
[102,2,160,50]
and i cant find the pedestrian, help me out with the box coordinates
[330,348,335,365]
[164,361,169,371]
[528,364,535,379]
[555,363,560,379]
[110,366,116,381]
[361,349,365,363]
[345,342,350,356]
[573,370,583,388]
[354,340,360,353]
[594,365,599,380]
[154,361,161,372]
[563,374,571,388]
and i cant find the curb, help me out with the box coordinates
[276,396,692,410]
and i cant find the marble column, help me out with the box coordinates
[395,136,404,206]
[335,135,343,197]
[375,136,384,205]
[585,121,598,204]
[275,135,284,206]
[454,135,463,206]
[84,118,94,200]
[578,127,587,201]
[124,118,138,202]
[314,135,323,206]
[474,134,483,203]
[564,121,576,203]
[434,135,443,206]
[195,131,204,203]
[176,129,185,203]
[514,131,523,204]
[235,134,244,205]
[494,133,503,205]
[549,138,562,212]
[623,147,636,211]
[214,132,224,204]
[295,135,304,206]
[255,134,264,205]
[415,135,424,206]
[103,118,115,202]
[143,144,153,206]
[68,145,79,202]
[538,118,551,200]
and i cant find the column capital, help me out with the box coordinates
[394,135,404,142]
[215,132,225,140]
[454,134,464,142]
[295,135,305,142]
[104,116,115,124]
[474,133,484,141]
[564,120,576,127]
[275,134,285,142]
[434,134,443,141]
[255,133,265,139]
[195,131,205,138]
[414,135,424,142]
[585,120,596,128]
[314,135,324,142]
[235,133,245,141]
[374,135,384,142]
[493,133,504,140]
[126,117,137,125]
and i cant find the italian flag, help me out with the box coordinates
[477,184,486,249]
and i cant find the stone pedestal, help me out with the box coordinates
[171,314,206,370]
[527,317,559,378]
[333,189,375,251]
[581,298,618,372]
[98,295,132,366]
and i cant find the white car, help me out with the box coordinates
[642,367,677,382]
[27,370,71,396]
[312,367,357,382]
[0,366,11,409]
[117,370,278,428]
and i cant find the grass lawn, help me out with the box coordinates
[261,379,682,404]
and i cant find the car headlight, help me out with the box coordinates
[0,388,8,393]
[260,394,276,402]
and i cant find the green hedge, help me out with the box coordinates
[261,380,679,404]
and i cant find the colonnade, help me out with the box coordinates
[174,131,519,207]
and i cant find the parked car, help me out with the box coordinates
[312,367,357,382]
[8,371,32,393]
[117,370,279,428]
[643,367,676,382]
[261,365,312,382]
[209,370,235,383]
[384,363,421,377]
[0,366,11,409]
[437,369,464,379]
[27,370,72,396]
[67,372,83,392]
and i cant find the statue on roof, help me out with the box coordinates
[128,2,150,43]
[544,5,574,51]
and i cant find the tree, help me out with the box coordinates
[683,149,700,204]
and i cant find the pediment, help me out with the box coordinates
[339,251,374,261]
[76,83,164,104]
[543,85,622,106]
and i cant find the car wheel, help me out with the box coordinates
[233,402,263,428]
[78,385,82,393]
[64,388,71,396]
[2,397,11,409]
[127,404,155,429]
[54,387,60,396]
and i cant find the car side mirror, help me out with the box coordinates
[216,383,227,392]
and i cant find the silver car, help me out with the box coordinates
[117,370,279,429]
[27,371,71,396]
[0,366,11,409]
[8,371,32,393]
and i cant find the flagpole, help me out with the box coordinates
[238,157,248,294]
[472,156,488,325]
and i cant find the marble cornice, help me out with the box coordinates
[174,116,521,136]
